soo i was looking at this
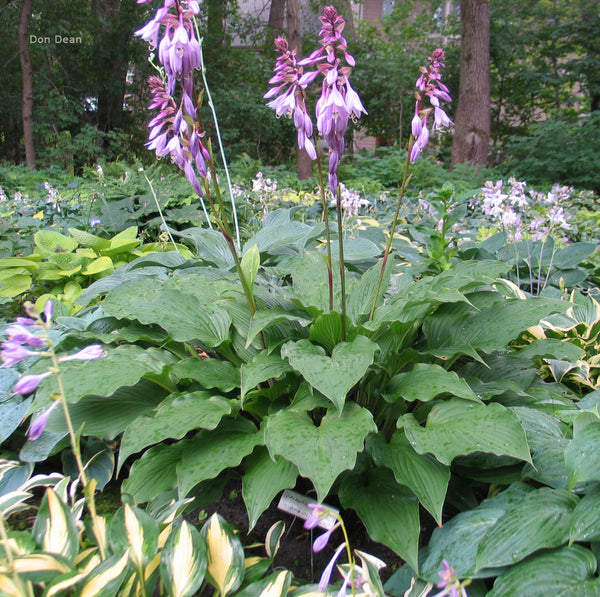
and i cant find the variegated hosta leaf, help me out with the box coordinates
[265,521,285,559]
[77,551,131,597]
[354,550,386,597]
[0,552,71,584]
[234,570,293,597]
[160,520,207,597]
[32,488,79,563]
[107,505,159,571]
[202,513,245,596]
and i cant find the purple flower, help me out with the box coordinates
[13,371,53,395]
[28,400,60,441]
[430,560,469,597]
[265,36,317,160]
[312,522,341,553]
[317,543,345,591]
[1,342,40,367]
[410,49,452,163]
[304,503,326,530]
[4,324,46,348]
[58,345,104,362]
[43,300,54,324]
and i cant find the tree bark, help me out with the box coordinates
[450,0,490,168]
[18,0,35,167]
[268,0,286,34]
[287,0,312,179]
[91,0,137,136]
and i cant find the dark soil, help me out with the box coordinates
[191,478,407,585]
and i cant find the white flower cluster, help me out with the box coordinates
[330,183,370,218]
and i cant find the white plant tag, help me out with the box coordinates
[277,489,339,530]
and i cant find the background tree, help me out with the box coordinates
[450,0,490,167]
[18,0,35,167]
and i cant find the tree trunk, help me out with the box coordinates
[18,0,35,167]
[450,0,490,168]
[287,0,312,179]
[268,0,286,34]
[91,0,137,137]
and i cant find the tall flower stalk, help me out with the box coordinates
[136,0,259,319]
[369,48,452,320]
[265,6,367,339]
[2,301,107,559]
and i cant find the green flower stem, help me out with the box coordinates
[142,171,182,252]
[196,26,241,251]
[335,513,357,597]
[335,185,347,342]
[368,147,413,322]
[314,135,334,312]
[45,334,107,561]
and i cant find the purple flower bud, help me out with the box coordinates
[28,400,60,441]
[317,543,345,591]
[1,342,39,367]
[5,324,46,348]
[43,300,53,324]
[58,344,104,362]
[14,371,53,395]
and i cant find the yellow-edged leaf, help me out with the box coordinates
[258,570,292,597]
[203,514,244,596]
[10,553,70,575]
[124,504,144,568]
[160,520,207,597]
[79,552,129,597]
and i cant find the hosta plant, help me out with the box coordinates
[0,458,294,597]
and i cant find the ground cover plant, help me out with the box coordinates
[2,1,600,596]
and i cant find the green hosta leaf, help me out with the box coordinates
[400,399,532,466]
[32,488,79,563]
[476,487,578,569]
[76,551,131,597]
[522,437,570,489]
[0,391,31,442]
[339,468,420,573]
[421,483,536,581]
[487,545,597,597]
[241,353,291,403]
[366,431,449,524]
[328,238,380,261]
[177,418,263,497]
[160,520,207,597]
[570,487,600,543]
[122,441,187,502]
[34,230,78,256]
[102,280,231,346]
[240,243,260,287]
[347,258,392,325]
[172,358,240,392]
[68,227,111,251]
[242,447,298,530]
[265,403,377,502]
[245,307,311,348]
[175,228,235,268]
[34,345,176,411]
[46,380,168,441]
[564,421,600,490]
[202,513,245,596]
[0,273,32,297]
[281,336,378,413]
[118,391,232,473]
[120,504,159,569]
[82,256,114,276]
[553,242,597,269]
[423,296,569,353]
[386,363,479,403]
